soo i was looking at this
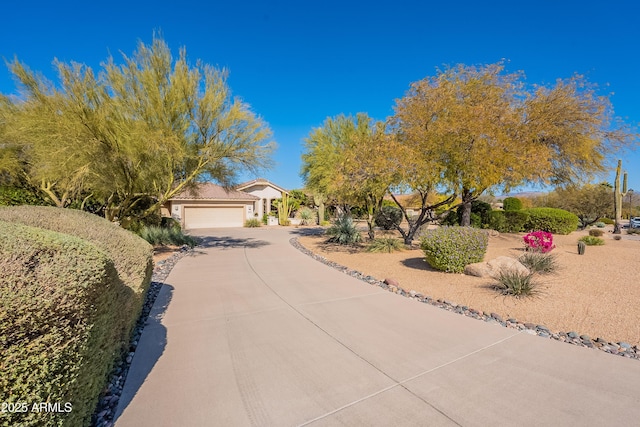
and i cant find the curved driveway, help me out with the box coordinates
[116,227,640,426]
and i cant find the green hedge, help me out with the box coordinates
[0,206,153,339]
[502,197,523,211]
[421,226,488,273]
[488,211,530,233]
[0,221,133,426]
[522,207,579,235]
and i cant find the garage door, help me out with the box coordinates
[184,207,244,229]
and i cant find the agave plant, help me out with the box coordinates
[326,214,362,245]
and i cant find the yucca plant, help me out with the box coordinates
[139,226,197,247]
[518,252,559,275]
[494,270,540,298]
[326,214,362,245]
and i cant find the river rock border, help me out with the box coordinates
[92,245,192,427]
[290,237,639,361]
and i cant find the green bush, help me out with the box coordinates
[494,270,540,298]
[600,217,614,225]
[442,200,492,227]
[0,221,132,426]
[298,207,316,225]
[420,226,488,273]
[0,206,153,356]
[326,214,362,245]
[595,221,606,228]
[579,235,605,245]
[244,218,261,228]
[375,205,403,230]
[502,197,523,211]
[366,237,404,253]
[0,185,51,206]
[488,210,529,233]
[522,207,579,235]
[160,216,182,231]
[588,228,604,237]
[140,225,198,246]
[519,252,559,275]
[627,228,640,235]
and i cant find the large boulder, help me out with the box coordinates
[464,256,530,278]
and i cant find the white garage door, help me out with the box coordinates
[184,207,244,229]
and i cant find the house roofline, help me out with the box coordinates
[235,178,289,194]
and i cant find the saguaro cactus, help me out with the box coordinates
[613,160,628,234]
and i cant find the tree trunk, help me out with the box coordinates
[460,189,473,227]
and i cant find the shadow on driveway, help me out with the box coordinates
[195,236,272,249]
[114,283,174,423]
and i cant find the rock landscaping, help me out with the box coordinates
[290,237,640,361]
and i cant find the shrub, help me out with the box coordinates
[613,235,622,240]
[244,218,261,228]
[442,200,492,227]
[262,213,268,225]
[494,270,540,298]
[375,205,403,230]
[139,225,198,246]
[522,207,579,234]
[420,226,488,273]
[366,237,404,253]
[523,230,556,253]
[626,228,640,235]
[589,229,604,237]
[0,206,153,361]
[160,216,182,231]
[0,221,132,426]
[326,214,362,245]
[489,210,530,233]
[595,221,606,228]
[298,206,316,225]
[502,197,523,211]
[519,252,559,274]
[579,235,605,246]
[600,217,614,225]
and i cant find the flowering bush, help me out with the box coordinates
[421,226,488,273]
[523,230,555,253]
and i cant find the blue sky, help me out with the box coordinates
[1,0,638,193]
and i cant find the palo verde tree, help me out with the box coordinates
[302,113,392,239]
[5,35,274,226]
[545,183,613,229]
[393,62,637,227]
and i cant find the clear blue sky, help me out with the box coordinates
[1,0,638,192]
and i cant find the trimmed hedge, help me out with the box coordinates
[522,208,579,235]
[502,197,523,211]
[0,206,153,337]
[0,221,133,427]
[488,210,530,233]
[420,226,488,273]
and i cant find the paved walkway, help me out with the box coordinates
[115,227,640,426]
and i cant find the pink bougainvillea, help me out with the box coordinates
[523,230,555,253]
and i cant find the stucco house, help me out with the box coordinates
[162,179,287,229]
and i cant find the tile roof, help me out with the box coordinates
[235,178,288,193]
[170,183,259,200]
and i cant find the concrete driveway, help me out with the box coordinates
[115,227,640,426]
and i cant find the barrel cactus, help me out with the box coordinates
[577,241,586,255]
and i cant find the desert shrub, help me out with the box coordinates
[139,225,198,246]
[326,214,362,245]
[487,211,507,231]
[626,228,640,235]
[298,206,316,225]
[488,210,530,233]
[366,237,404,253]
[595,221,606,228]
[600,217,614,225]
[494,270,540,298]
[0,221,132,426]
[0,206,153,355]
[519,252,559,274]
[160,216,182,231]
[579,235,605,245]
[589,228,604,237]
[502,197,523,211]
[262,213,268,225]
[523,230,556,253]
[522,207,579,234]
[420,226,488,273]
[375,205,403,230]
[613,235,622,240]
[0,185,51,206]
[244,218,261,228]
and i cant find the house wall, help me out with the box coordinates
[165,200,256,227]
[242,185,283,218]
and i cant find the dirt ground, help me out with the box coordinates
[298,226,640,347]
